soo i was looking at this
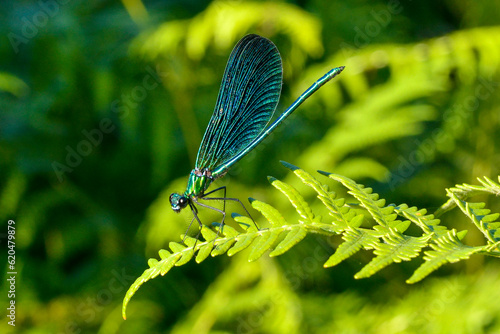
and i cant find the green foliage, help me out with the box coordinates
[123,162,500,318]
[0,72,28,97]
[294,26,500,183]
[3,0,500,332]
[407,230,485,284]
[138,7,500,258]
[133,2,324,64]
[131,1,327,165]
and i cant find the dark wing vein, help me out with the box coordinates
[195,34,283,172]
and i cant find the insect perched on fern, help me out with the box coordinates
[122,161,500,319]
[168,34,344,238]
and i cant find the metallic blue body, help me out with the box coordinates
[169,34,344,217]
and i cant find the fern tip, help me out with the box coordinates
[267,176,277,183]
[457,229,468,240]
[317,170,331,177]
[280,160,299,171]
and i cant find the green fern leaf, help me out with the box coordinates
[196,242,215,263]
[393,220,411,233]
[268,176,315,223]
[123,160,500,320]
[232,213,259,232]
[218,224,239,238]
[174,251,194,266]
[281,161,353,231]
[322,172,401,230]
[324,227,379,267]
[448,191,500,244]
[168,242,194,266]
[485,241,500,254]
[210,225,240,256]
[478,176,500,195]
[158,249,171,260]
[435,176,500,216]
[225,214,260,256]
[269,225,308,257]
[200,224,218,240]
[210,240,236,256]
[195,226,218,263]
[147,258,161,276]
[250,198,287,226]
[122,251,182,319]
[168,241,185,253]
[122,273,150,320]
[393,204,447,237]
[160,252,183,274]
[453,176,500,197]
[407,230,486,284]
[248,229,282,262]
[227,233,258,256]
[355,231,432,279]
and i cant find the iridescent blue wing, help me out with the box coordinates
[195,34,283,175]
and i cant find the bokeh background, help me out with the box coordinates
[1,0,500,333]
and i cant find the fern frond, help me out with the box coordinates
[123,163,500,319]
[268,176,315,224]
[122,250,183,319]
[195,227,218,262]
[122,194,320,319]
[407,230,485,284]
[269,225,308,257]
[451,176,500,198]
[249,197,288,226]
[210,228,237,256]
[170,239,196,266]
[355,230,433,279]
[281,160,360,233]
[435,176,500,217]
[392,204,448,237]
[448,191,500,246]
[319,172,401,232]
[227,215,258,257]
[323,226,379,267]
[248,230,282,262]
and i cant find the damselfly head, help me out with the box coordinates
[169,193,189,212]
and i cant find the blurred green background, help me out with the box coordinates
[1,0,500,333]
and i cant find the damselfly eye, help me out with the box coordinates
[170,193,188,212]
[179,197,188,208]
